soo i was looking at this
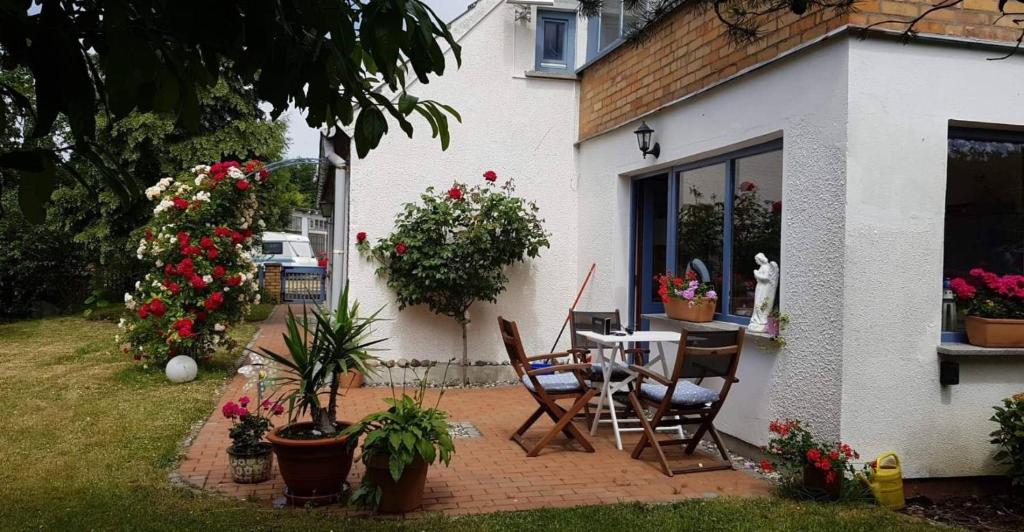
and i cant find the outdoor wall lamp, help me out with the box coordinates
[634,121,660,159]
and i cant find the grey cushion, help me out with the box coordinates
[522,372,581,393]
[639,380,719,406]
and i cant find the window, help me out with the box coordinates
[262,242,284,255]
[943,128,1024,337]
[587,1,644,59]
[535,10,575,73]
[672,141,783,322]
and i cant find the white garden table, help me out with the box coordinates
[576,330,682,450]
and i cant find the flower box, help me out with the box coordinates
[665,298,715,322]
[965,316,1024,348]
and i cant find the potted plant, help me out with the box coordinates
[345,367,455,513]
[767,309,790,348]
[656,271,718,322]
[258,284,384,505]
[990,392,1024,486]
[759,419,861,500]
[950,268,1024,347]
[221,395,282,483]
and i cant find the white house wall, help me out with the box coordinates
[843,37,1024,478]
[348,0,582,364]
[575,39,851,447]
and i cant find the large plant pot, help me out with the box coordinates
[365,455,429,514]
[665,298,715,322]
[338,370,364,389]
[266,422,356,506]
[803,465,842,500]
[965,316,1024,348]
[226,443,273,484]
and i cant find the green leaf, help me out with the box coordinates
[354,107,388,159]
[398,93,418,115]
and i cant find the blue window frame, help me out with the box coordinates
[535,10,575,73]
[630,139,784,326]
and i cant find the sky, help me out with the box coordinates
[284,0,477,158]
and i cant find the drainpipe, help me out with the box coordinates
[322,135,349,313]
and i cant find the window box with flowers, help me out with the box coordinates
[950,268,1024,348]
[656,272,718,322]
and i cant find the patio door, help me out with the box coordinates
[632,175,669,327]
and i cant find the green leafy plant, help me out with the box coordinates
[358,172,549,385]
[991,392,1024,485]
[257,284,384,437]
[344,365,455,510]
[759,419,864,499]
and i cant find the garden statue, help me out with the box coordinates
[749,253,780,333]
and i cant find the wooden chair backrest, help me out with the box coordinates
[498,316,530,378]
[569,309,622,350]
[670,328,745,403]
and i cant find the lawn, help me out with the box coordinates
[0,313,948,531]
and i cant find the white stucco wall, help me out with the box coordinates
[575,39,851,447]
[842,37,1024,478]
[347,0,583,364]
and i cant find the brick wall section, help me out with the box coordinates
[578,0,1021,140]
[262,263,282,304]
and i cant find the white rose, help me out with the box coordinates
[257,219,266,228]
[194,176,205,186]
[155,260,163,267]
[118,318,126,329]
[228,167,245,179]
[202,275,213,283]
[214,323,226,332]
[135,281,141,290]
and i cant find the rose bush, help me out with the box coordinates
[118,161,267,366]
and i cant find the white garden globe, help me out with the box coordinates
[165,355,198,383]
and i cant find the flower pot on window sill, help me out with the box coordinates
[226,443,273,484]
[965,316,1024,348]
[664,298,715,323]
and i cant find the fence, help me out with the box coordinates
[281,266,327,303]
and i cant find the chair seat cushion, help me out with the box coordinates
[639,380,719,406]
[522,373,582,393]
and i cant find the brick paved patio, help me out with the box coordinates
[176,306,770,516]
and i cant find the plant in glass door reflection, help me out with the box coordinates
[950,268,1024,319]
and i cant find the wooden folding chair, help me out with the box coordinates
[498,316,599,457]
[627,328,745,476]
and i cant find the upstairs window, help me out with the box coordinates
[535,10,576,73]
[587,1,644,59]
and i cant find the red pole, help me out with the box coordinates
[549,263,596,353]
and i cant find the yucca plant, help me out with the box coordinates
[256,283,385,436]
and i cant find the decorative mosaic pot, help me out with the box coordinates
[226,443,273,484]
[965,316,1024,348]
[665,298,715,323]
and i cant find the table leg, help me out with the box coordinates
[590,345,611,436]
[657,341,669,377]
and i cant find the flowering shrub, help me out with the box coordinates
[759,419,861,488]
[950,268,1024,319]
[118,161,268,366]
[656,271,718,305]
[991,392,1024,485]
[222,395,283,454]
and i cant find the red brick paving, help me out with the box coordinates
[177,305,770,516]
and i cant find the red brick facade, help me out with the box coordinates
[578,0,1022,140]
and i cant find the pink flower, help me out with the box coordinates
[239,396,250,407]
[681,288,696,300]
[969,268,985,277]
[483,170,497,182]
[222,402,239,419]
[739,181,757,192]
[271,403,285,415]
[705,290,718,299]
[950,278,976,299]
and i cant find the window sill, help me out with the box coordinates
[641,313,774,340]
[524,70,577,81]
[937,343,1024,356]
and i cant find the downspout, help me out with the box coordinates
[322,135,349,313]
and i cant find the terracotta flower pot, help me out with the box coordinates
[364,455,429,514]
[226,443,273,484]
[965,316,1024,348]
[664,298,715,322]
[338,370,364,389]
[266,422,357,506]
[803,465,842,500]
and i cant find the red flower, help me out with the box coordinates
[178,326,194,339]
[190,275,206,290]
[177,232,191,246]
[230,231,245,245]
[356,231,367,243]
[167,282,181,295]
[772,201,782,214]
[447,186,463,200]
[395,243,407,256]
[739,181,757,192]
[271,403,285,415]
[950,277,976,300]
[212,265,226,279]
[183,245,202,257]
[226,275,242,287]
[173,197,189,210]
[222,401,239,419]
[759,459,775,473]
[214,227,232,238]
[199,236,215,249]
[176,258,194,276]
[195,310,208,322]
[148,299,167,317]
[969,268,985,277]
[828,450,840,461]
[137,304,150,319]
[483,170,498,182]
[173,318,193,331]
[239,396,250,407]
[144,229,154,241]
[206,249,218,260]
[236,180,250,191]
[806,448,821,462]
[204,291,225,311]
[164,263,175,276]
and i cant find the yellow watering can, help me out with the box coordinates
[865,451,905,510]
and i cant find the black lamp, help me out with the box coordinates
[634,121,660,159]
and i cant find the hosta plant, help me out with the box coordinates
[118,161,268,366]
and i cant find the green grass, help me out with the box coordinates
[245,302,276,322]
[0,314,947,531]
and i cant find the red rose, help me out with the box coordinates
[178,326,194,339]
[214,227,232,238]
[829,450,840,461]
[258,169,269,181]
[173,197,189,210]
[177,232,190,246]
[245,161,256,172]
[167,282,181,295]
[739,181,757,192]
[226,275,242,287]
[447,186,463,200]
[164,264,175,276]
[483,170,497,182]
[148,299,167,317]
[231,231,245,245]
[184,246,202,257]
[759,459,774,473]
[138,304,150,319]
[206,249,218,260]
[190,275,206,290]
[173,318,193,331]
[806,448,821,462]
[144,229,154,241]
[356,231,367,243]
[395,243,407,255]
[176,258,194,276]
[199,236,215,249]
[236,180,250,191]
[212,265,226,279]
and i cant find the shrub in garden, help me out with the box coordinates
[991,392,1024,485]
[118,161,267,366]
[759,419,862,497]
[358,171,549,384]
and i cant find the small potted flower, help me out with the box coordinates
[759,419,861,500]
[950,268,1024,347]
[657,271,718,322]
[221,395,282,483]
[345,367,455,513]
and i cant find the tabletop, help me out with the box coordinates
[576,330,681,345]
